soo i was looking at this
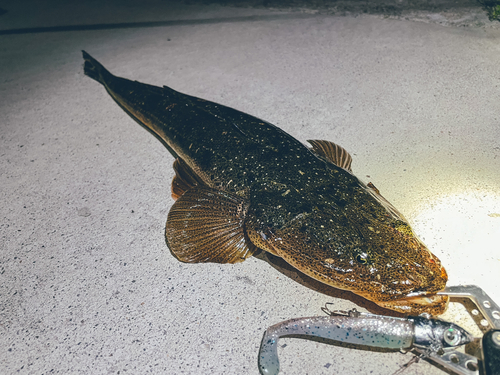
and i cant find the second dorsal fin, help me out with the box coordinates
[307,139,353,172]
[171,158,205,200]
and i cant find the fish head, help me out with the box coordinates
[246,184,448,315]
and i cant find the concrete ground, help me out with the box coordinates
[1,1,500,374]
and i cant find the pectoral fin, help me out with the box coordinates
[165,186,257,263]
[307,139,353,172]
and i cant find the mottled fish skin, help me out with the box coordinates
[82,51,448,315]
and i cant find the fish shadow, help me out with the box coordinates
[253,250,405,317]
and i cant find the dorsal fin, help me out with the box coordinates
[367,182,380,195]
[307,139,353,172]
[366,182,407,221]
[165,186,257,264]
[171,158,205,200]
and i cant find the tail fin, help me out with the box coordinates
[82,50,112,84]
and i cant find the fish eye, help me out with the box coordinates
[356,253,368,264]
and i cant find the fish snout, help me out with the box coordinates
[374,259,449,315]
[377,292,449,315]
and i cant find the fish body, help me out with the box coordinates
[83,51,448,315]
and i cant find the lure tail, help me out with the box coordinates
[82,50,113,84]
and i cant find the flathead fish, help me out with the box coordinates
[82,51,448,315]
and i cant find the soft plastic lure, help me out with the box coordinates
[258,309,471,375]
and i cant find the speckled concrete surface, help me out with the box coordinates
[1,1,500,374]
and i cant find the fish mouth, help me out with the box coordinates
[376,291,449,315]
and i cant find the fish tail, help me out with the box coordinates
[82,50,112,84]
